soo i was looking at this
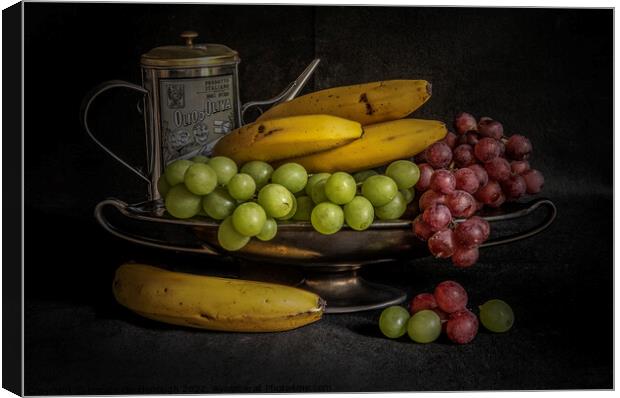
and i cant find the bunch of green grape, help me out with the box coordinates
[158,155,421,252]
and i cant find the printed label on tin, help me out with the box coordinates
[159,75,236,164]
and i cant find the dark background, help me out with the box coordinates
[23,3,613,394]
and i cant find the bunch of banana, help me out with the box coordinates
[113,263,325,332]
[212,78,446,172]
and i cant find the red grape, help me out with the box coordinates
[468,216,490,241]
[454,217,487,248]
[429,170,456,194]
[468,164,489,187]
[428,229,456,258]
[410,293,438,314]
[474,137,501,163]
[453,144,476,168]
[475,180,503,205]
[425,142,453,169]
[446,309,479,344]
[434,280,468,313]
[415,163,434,191]
[521,169,545,194]
[487,191,506,208]
[454,168,480,194]
[452,246,479,268]
[422,204,452,230]
[413,216,435,240]
[511,160,530,175]
[445,190,477,218]
[484,157,511,182]
[501,174,526,200]
[419,190,446,211]
[454,112,477,134]
[442,131,457,149]
[477,118,504,140]
[505,134,532,160]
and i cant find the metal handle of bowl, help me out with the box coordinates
[479,198,557,248]
[94,198,220,255]
[81,80,151,184]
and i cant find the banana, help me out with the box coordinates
[212,114,362,165]
[113,263,325,332]
[277,118,447,173]
[256,80,431,125]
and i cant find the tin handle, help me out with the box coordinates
[81,80,151,184]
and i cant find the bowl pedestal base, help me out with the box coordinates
[238,262,407,314]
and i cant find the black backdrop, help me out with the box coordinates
[23,3,613,394]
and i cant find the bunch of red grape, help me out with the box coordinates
[410,280,479,344]
[412,112,545,267]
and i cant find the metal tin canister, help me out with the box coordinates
[82,31,318,201]
[81,31,242,200]
[141,31,241,167]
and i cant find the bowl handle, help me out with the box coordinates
[94,198,221,256]
[479,198,557,248]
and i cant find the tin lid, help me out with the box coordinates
[141,31,240,68]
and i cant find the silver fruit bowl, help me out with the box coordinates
[95,197,556,313]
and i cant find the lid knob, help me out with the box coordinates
[180,30,198,46]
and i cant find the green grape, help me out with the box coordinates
[217,216,250,251]
[400,187,415,204]
[256,218,277,241]
[375,191,407,220]
[361,175,398,207]
[157,174,170,198]
[305,173,331,196]
[276,195,297,220]
[292,196,314,221]
[231,202,267,237]
[227,173,256,201]
[184,163,218,195]
[479,299,514,333]
[386,160,420,189]
[209,156,238,185]
[343,196,375,231]
[202,187,237,220]
[310,179,329,204]
[165,184,202,219]
[271,162,308,193]
[257,184,295,218]
[407,309,442,343]
[325,172,357,205]
[310,202,344,235]
[240,161,273,189]
[379,306,410,339]
[191,155,210,163]
[165,159,193,186]
[353,169,379,183]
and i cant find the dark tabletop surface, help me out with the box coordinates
[22,4,612,394]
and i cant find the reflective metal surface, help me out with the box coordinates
[95,197,557,313]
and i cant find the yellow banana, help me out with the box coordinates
[277,118,447,173]
[256,80,431,125]
[113,263,325,332]
[212,114,362,165]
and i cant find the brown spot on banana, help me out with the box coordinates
[358,93,375,115]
